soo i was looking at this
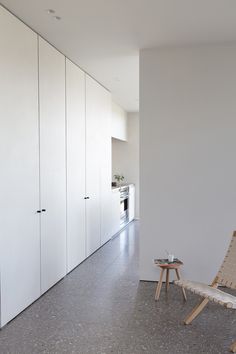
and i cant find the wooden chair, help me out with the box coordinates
[175,231,236,353]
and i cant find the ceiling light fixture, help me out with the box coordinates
[46,9,55,14]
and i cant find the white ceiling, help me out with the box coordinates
[2,0,236,112]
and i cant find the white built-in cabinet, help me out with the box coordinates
[86,77,113,254]
[66,59,86,272]
[0,4,113,327]
[0,7,40,326]
[86,77,112,249]
[85,77,103,256]
[66,67,112,266]
[39,38,67,293]
[67,71,112,263]
[99,88,112,245]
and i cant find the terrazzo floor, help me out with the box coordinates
[0,220,235,354]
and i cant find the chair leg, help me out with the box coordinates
[184,279,218,325]
[166,268,170,292]
[230,341,236,353]
[175,268,187,301]
[184,297,209,325]
[155,268,164,301]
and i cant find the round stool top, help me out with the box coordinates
[159,263,182,269]
[154,258,183,269]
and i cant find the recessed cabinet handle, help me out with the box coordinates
[84,197,90,200]
[42,209,46,212]
[36,210,41,213]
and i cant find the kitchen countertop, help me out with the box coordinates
[111,183,134,191]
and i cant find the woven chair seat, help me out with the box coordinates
[175,279,236,309]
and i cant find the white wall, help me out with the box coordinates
[112,112,139,218]
[140,45,236,282]
[111,101,127,141]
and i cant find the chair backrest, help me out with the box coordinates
[217,231,236,289]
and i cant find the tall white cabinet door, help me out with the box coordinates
[0,7,40,326]
[100,91,112,245]
[66,59,86,273]
[39,38,66,294]
[85,76,102,256]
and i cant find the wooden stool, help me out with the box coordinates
[155,262,187,301]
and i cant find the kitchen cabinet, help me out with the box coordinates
[111,101,127,141]
[66,59,86,272]
[110,184,135,237]
[110,189,121,236]
[129,184,135,222]
[0,7,40,326]
[39,38,67,293]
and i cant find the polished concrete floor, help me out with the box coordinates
[0,220,235,353]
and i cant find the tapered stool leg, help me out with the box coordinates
[175,268,187,301]
[166,268,170,292]
[155,268,164,300]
